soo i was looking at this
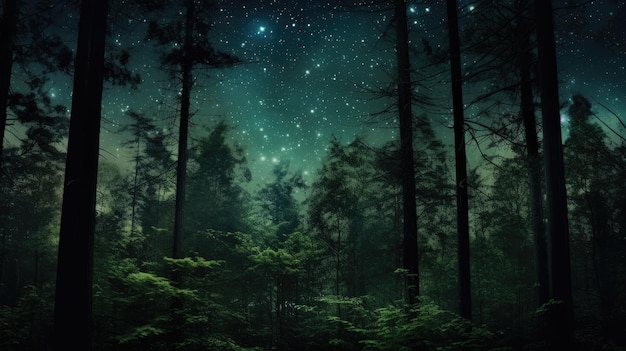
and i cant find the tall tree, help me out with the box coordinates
[515,0,550,307]
[446,0,471,320]
[308,139,359,303]
[394,0,419,306]
[461,0,550,308]
[147,0,239,259]
[0,146,63,306]
[1,1,76,171]
[564,94,626,338]
[472,158,537,331]
[185,121,251,238]
[120,111,163,238]
[119,110,175,259]
[0,84,68,304]
[0,0,18,172]
[534,0,573,346]
[257,160,305,240]
[136,130,175,260]
[52,0,108,349]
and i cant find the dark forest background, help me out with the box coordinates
[1,0,625,350]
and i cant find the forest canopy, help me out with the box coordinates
[1,0,625,350]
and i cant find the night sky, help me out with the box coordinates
[41,0,625,189]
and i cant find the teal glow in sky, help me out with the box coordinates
[35,0,625,187]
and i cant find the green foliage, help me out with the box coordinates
[146,0,239,73]
[349,302,493,351]
[185,122,251,235]
[308,138,402,301]
[256,160,305,239]
[299,296,495,351]
[250,247,301,275]
[94,256,247,351]
[0,285,53,350]
[0,146,62,307]
[563,95,626,341]
[470,157,537,331]
[116,324,166,345]
[125,271,191,299]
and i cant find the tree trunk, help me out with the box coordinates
[0,0,19,171]
[52,0,108,350]
[534,0,574,346]
[130,136,140,236]
[446,0,472,321]
[516,5,550,307]
[394,0,419,305]
[172,0,194,259]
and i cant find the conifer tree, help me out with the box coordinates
[53,0,108,349]
[394,0,419,306]
[146,0,239,259]
[0,0,18,171]
[535,0,573,346]
[446,0,471,320]
[462,0,550,307]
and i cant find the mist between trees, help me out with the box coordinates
[1,0,625,350]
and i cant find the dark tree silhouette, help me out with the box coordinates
[52,0,108,350]
[120,111,165,239]
[394,0,419,306]
[185,121,250,237]
[446,0,471,321]
[564,94,626,339]
[515,0,550,307]
[147,0,239,259]
[1,1,78,171]
[535,0,573,346]
[462,0,550,309]
[0,0,18,172]
[257,160,305,240]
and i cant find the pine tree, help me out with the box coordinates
[394,0,419,306]
[146,0,239,259]
[446,0,471,320]
[185,121,250,240]
[52,0,108,349]
[462,0,550,307]
[535,0,573,346]
[257,160,305,240]
[0,0,18,171]
[564,94,626,338]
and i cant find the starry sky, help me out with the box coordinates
[40,0,625,189]
[101,0,409,186]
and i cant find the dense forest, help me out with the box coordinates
[1,0,625,350]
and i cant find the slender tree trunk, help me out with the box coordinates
[395,0,419,306]
[168,4,194,346]
[0,0,19,171]
[130,137,140,236]
[52,0,108,350]
[534,0,574,346]
[335,217,341,315]
[516,8,550,306]
[172,0,194,259]
[446,0,472,321]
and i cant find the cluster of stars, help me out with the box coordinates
[39,0,625,186]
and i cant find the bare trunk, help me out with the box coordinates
[172,0,194,259]
[53,1,108,349]
[535,0,574,346]
[0,0,19,171]
[395,0,419,306]
[446,0,472,321]
[130,137,140,236]
[517,15,550,306]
